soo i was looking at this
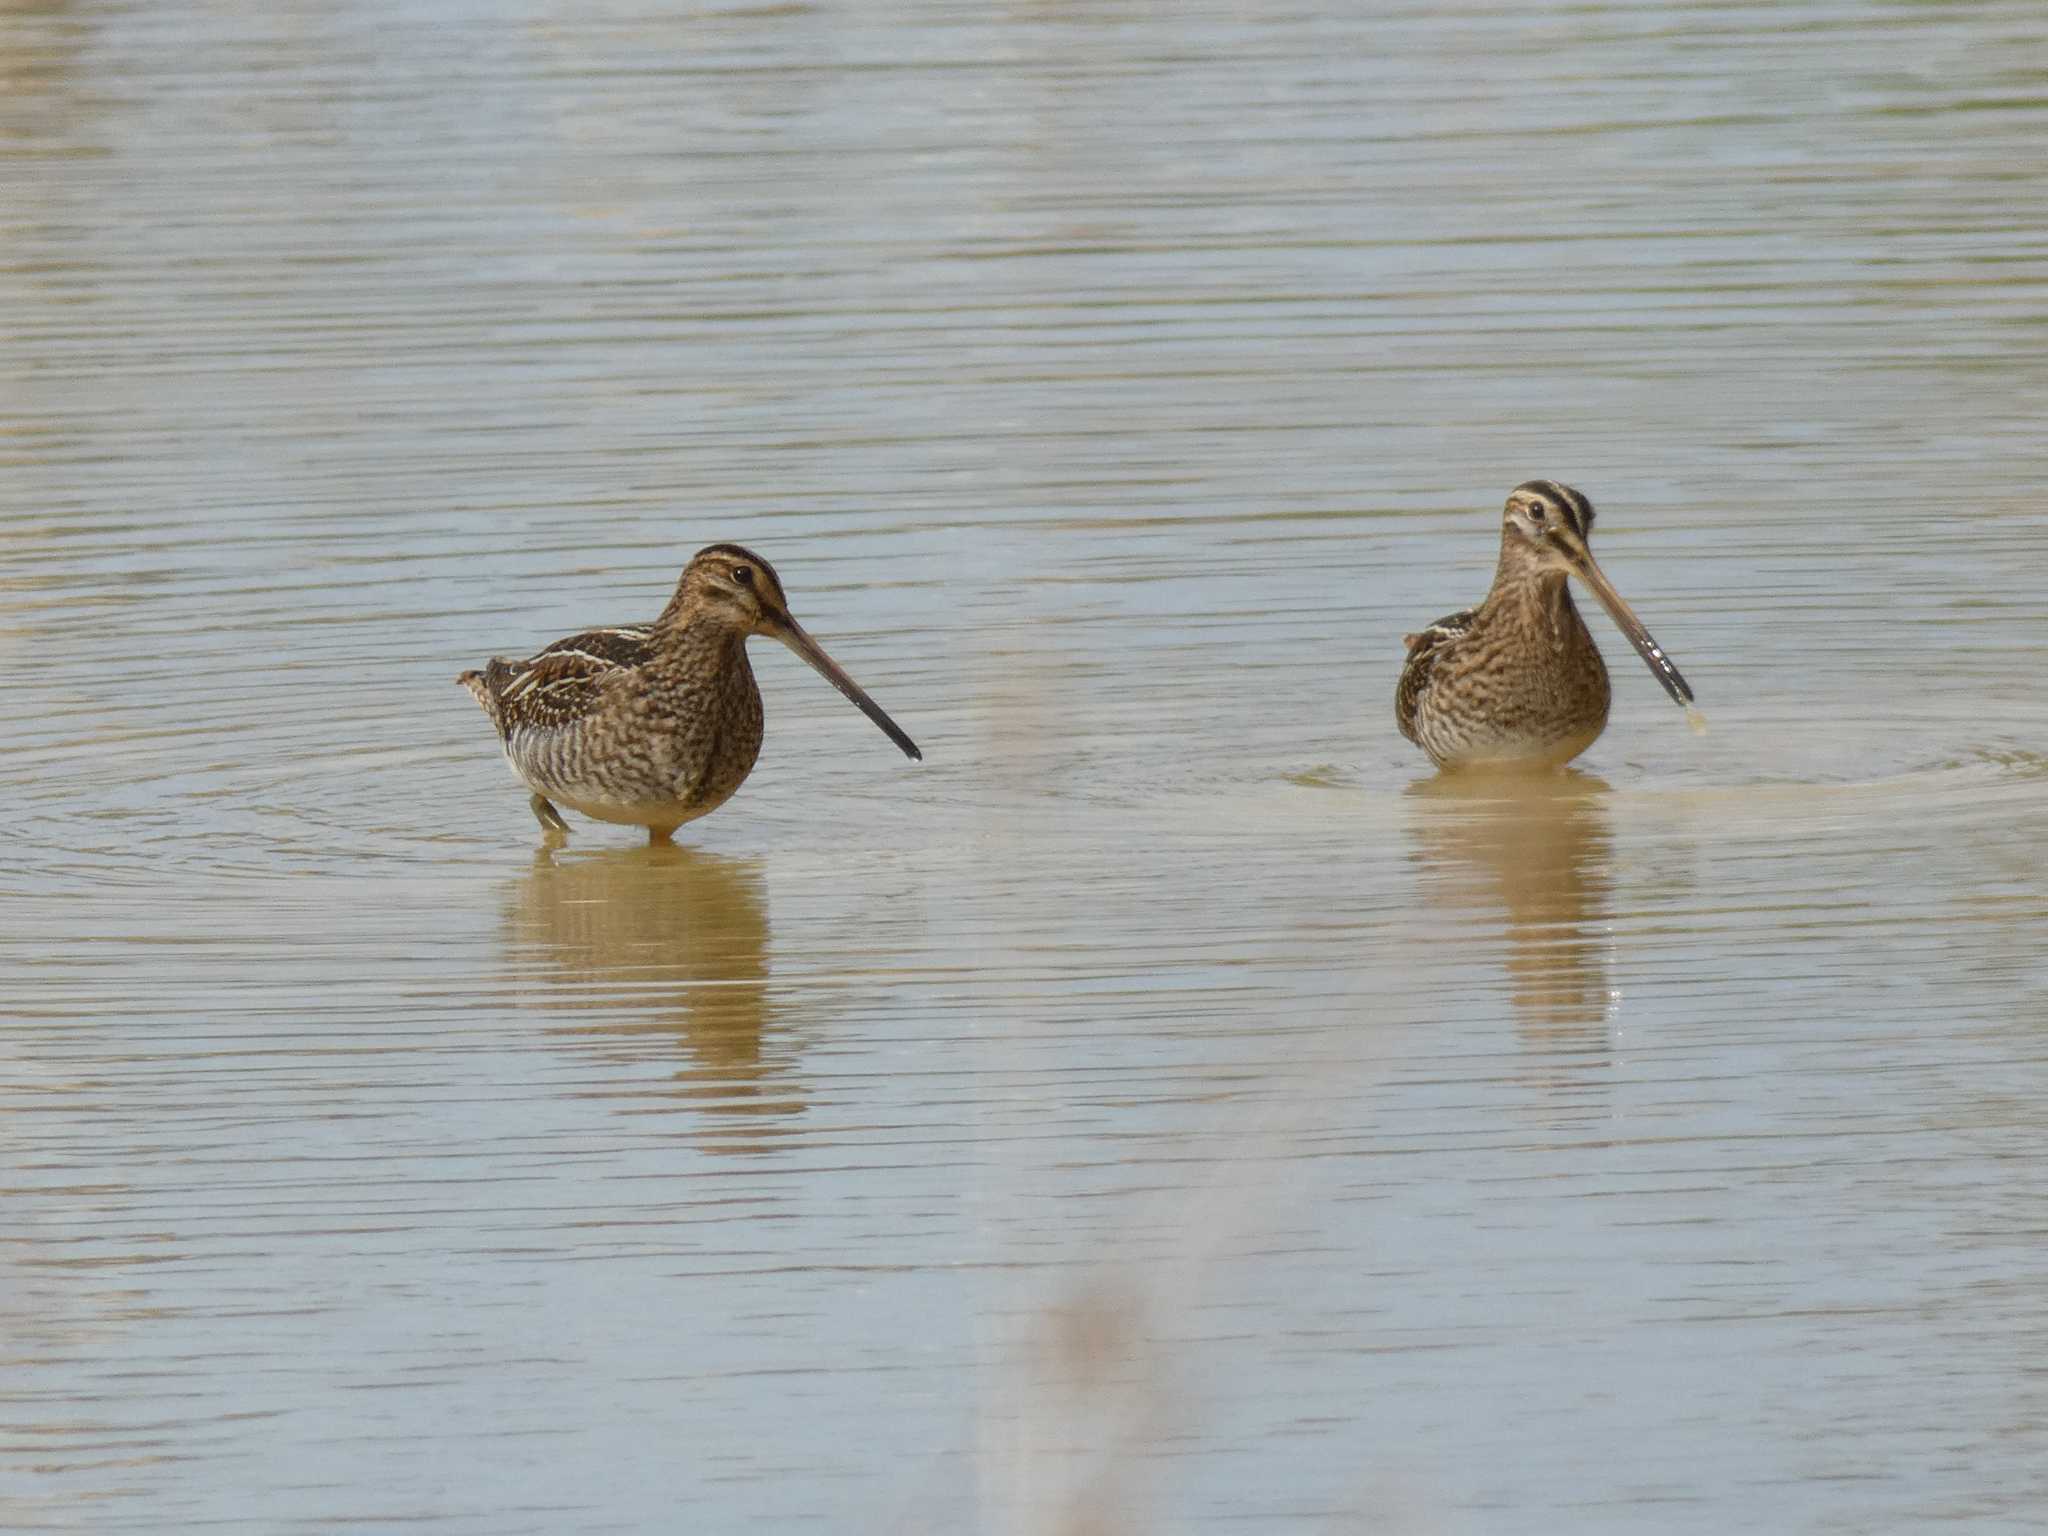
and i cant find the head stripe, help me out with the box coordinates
[1509,479,1595,538]
[690,542,785,596]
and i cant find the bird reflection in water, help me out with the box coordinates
[505,844,802,1152]
[1405,771,1616,1078]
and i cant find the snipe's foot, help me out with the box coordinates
[530,793,571,835]
[647,824,678,846]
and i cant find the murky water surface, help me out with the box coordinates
[6,1,2048,1530]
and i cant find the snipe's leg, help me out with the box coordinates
[529,793,571,835]
[647,824,678,846]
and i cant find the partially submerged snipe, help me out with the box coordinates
[460,544,920,841]
[1396,481,1700,769]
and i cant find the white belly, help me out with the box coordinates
[502,754,729,831]
[552,788,720,829]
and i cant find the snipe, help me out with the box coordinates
[1396,481,1700,769]
[460,544,920,841]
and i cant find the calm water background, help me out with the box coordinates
[5,0,2048,1530]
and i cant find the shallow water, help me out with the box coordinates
[6,0,2048,1530]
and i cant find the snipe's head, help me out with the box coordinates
[1499,480,1699,715]
[664,543,793,634]
[663,543,922,762]
[1501,480,1599,577]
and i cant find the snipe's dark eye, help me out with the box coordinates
[1526,504,1547,523]
[732,566,754,586]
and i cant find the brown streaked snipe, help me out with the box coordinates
[1396,481,1701,770]
[460,544,920,841]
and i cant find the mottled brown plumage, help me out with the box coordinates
[1397,481,1699,769]
[460,544,920,841]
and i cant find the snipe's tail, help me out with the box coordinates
[458,662,513,733]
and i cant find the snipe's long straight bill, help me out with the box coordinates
[773,614,923,761]
[1566,551,1697,709]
